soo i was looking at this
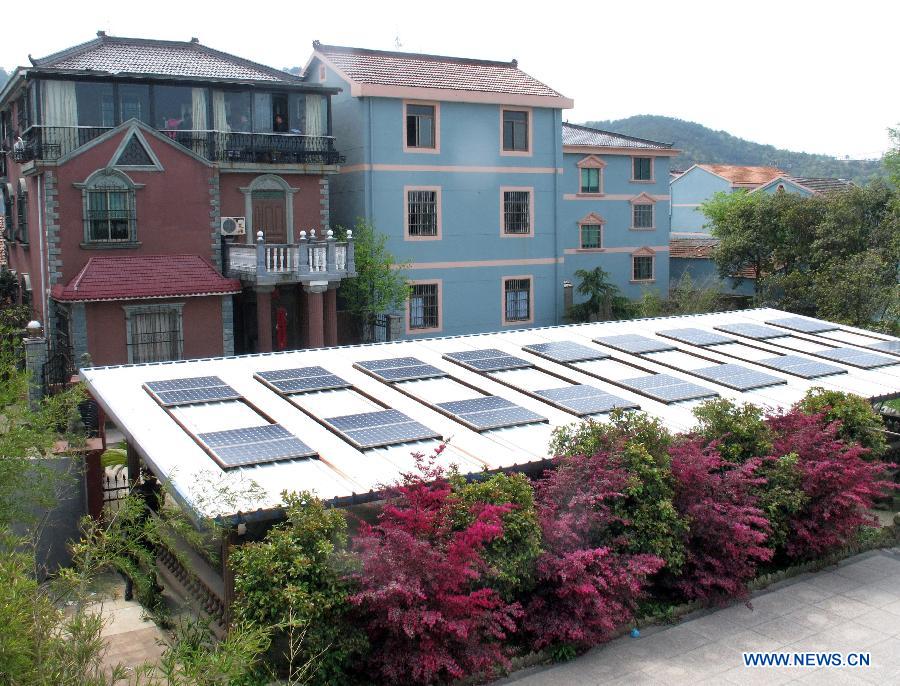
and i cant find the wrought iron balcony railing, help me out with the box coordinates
[226,230,356,286]
[12,126,343,166]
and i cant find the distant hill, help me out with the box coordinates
[583,115,884,185]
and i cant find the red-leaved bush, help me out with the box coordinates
[766,409,896,560]
[669,440,772,603]
[525,450,664,650]
[349,449,522,685]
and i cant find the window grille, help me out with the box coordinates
[409,283,439,329]
[580,224,602,249]
[633,203,654,229]
[126,306,183,363]
[87,187,134,242]
[407,190,438,236]
[633,256,654,281]
[505,278,530,321]
[503,191,531,234]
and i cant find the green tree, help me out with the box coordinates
[795,387,887,458]
[884,125,900,186]
[337,219,410,339]
[567,267,631,322]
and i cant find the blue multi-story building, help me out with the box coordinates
[304,42,677,338]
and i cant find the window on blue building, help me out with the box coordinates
[409,283,439,329]
[406,104,435,148]
[503,190,531,234]
[632,157,653,181]
[580,224,602,249]
[502,109,529,151]
[632,255,654,281]
[407,189,438,236]
[504,278,531,322]
[633,203,654,229]
[580,167,601,194]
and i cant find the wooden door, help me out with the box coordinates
[252,191,287,243]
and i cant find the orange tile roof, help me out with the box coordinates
[698,164,785,186]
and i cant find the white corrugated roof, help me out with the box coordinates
[81,308,900,523]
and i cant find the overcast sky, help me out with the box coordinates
[3,0,896,159]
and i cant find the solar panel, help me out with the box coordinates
[713,323,787,340]
[355,357,448,382]
[766,317,839,334]
[145,376,241,406]
[197,424,316,468]
[756,355,847,379]
[867,340,900,354]
[521,341,610,363]
[656,328,735,347]
[443,349,531,373]
[323,409,440,450]
[619,374,718,404]
[257,367,350,394]
[436,396,546,431]
[691,363,786,391]
[817,347,899,369]
[534,385,639,416]
[592,334,676,355]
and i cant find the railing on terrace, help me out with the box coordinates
[226,230,356,285]
[12,126,343,166]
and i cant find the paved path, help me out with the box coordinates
[498,548,900,685]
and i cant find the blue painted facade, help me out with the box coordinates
[306,49,674,338]
[755,177,813,197]
[669,165,733,235]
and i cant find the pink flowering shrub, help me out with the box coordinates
[525,449,664,651]
[669,440,772,603]
[766,409,895,560]
[349,448,522,685]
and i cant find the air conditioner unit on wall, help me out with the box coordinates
[220,217,246,236]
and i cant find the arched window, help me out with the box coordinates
[79,169,138,244]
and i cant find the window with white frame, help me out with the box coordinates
[632,255,654,282]
[633,202,654,229]
[409,283,439,330]
[125,304,184,363]
[406,104,436,149]
[502,109,529,152]
[83,171,136,243]
[503,190,531,234]
[580,223,602,249]
[632,157,653,181]
[407,189,438,237]
[580,167,601,194]
[504,278,531,322]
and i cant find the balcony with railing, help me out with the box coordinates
[226,230,356,287]
[12,126,343,167]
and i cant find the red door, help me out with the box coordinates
[252,191,287,243]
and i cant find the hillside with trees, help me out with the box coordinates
[584,115,885,184]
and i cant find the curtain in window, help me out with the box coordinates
[506,289,529,321]
[305,94,325,137]
[191,88,208,130]
[42,81,78,156]
[212,90,228,131]
[253,93,273,132]
[131,309,180,363]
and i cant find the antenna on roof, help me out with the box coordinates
[394,35,402,49]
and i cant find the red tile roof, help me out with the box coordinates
[51,255,241,302]
[698,164,785,186]
[669,238,758,279]
[314,42,564,99]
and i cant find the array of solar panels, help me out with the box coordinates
[145,376,242,406]
[868,340,900,354]
[256,366,351,393]
[522,340,609,363]
[690,363,785,391]
[534,385,638,416]
[322,409,440,450]
[436,396,546,431]
[593,334,676,355]
[197,424,316,468]
[754,355,846,379]
[619,373,718,404]
[816,348,898,369]
[656,328,735,347]
[765,317,838,334]
[355,357,448,382]
[443,348,531,372]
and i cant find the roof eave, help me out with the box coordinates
[0,68,28,109]
[352,82,573,108]
[563,144,680,156]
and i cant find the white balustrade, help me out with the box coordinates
[265,245,296,273]
[308,244,328,272]
[335,244,347,271]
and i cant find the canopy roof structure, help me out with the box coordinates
[81,308,900,524]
